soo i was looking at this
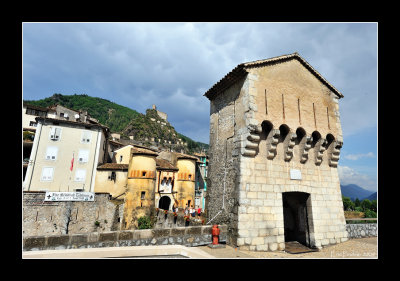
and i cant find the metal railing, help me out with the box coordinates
[345,218,377,224]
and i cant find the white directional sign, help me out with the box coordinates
[44,192,95,202]
[290,169,302,180]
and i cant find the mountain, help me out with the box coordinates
[363,192,377,201]
[340,184,375,201]
[24,93,209,154]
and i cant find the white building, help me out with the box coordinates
[23,117,110,192]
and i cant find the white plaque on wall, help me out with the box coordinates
[44,192,94,201]
[290,169,302,180]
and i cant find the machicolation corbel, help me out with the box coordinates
[299,135,313,164]
[266,129,280,160]
[241,124,262,157]
[314,138,327,165]
[283,131,297,161]
[328,138,343,167]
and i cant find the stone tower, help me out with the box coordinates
[122,147,158,229]
[204,53,347,251]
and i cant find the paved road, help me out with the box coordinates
[23,237,377,259]
[198,237,377,258]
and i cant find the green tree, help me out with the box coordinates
[360,199,372,212]
[364,209,377,218]
[354,198,361,207]
[371,200,377,212]
[342,196,355,211]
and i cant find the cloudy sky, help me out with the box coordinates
[22,22,378,191]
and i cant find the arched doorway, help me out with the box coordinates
[158,196,171,211]
[282,192,312,247]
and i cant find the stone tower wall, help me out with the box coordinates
[207,58,347,251]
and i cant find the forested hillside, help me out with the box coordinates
[24,93,208,153]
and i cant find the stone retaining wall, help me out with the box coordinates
[23,192,123,237]
[346,223,377,239]
[23,225,227,251]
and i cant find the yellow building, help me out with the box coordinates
[92,143,198,229]
[94,163,128,199]
[122,146,158,230]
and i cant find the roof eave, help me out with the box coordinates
[203,53,344,100]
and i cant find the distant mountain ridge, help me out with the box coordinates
[364,192,377,201]
[340,184,375,201]
[24,93,209,154]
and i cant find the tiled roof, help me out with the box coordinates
[23,103,51,112]
[174,152,198,161]
[97,163,129,170]
[204,52,344,100]
[35,117,110,132]
[156,158,178,170]
[131,146,159,156]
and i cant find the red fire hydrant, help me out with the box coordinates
[212,224,220,245]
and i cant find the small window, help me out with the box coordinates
[119,155,123,163]
[41,167,54,181]
[141,191,146,200]
[75,169,86,182]
[78,149,89,163]
[45,146,58,160]
[60,113,64,118]
[81,130,92,143]
[29,121,37,127]
[49,127,61,141]
[188,174,192,180]
[142,171,147,177]
[108,171,116,181]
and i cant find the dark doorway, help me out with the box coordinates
[282,192,311,247]
[158,196,171,210]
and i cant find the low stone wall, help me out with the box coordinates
[23,225,227,251]
[153,210,203,228]
[23,192,124,237]
[346,224,377,239]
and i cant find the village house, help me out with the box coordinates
[204,52,346,251]
[23,115,110,192]
[23,103,101,179]
[23,103,53,179]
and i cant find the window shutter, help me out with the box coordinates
[41,167,54,181]
[75,169,86,182]
[45,146,58,160]
[50,127,61,140]
[78,149,89,163]
[81,130,92,143]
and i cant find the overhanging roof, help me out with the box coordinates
[204,52,344,100]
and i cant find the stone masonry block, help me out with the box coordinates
[70,234,88,245]
[186,226,203,235]
[118,231,133,241]
[24,236,46,249]
[47,235,70,247]
[99,232,118,242]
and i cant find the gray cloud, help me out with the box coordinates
[23,22,377,143]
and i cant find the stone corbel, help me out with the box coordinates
[314,138,327,165]
[283,131,297,161]
[299,135,313,164]
[241,124,262,157]
[266,129,280,159]
[328,137,343,167]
